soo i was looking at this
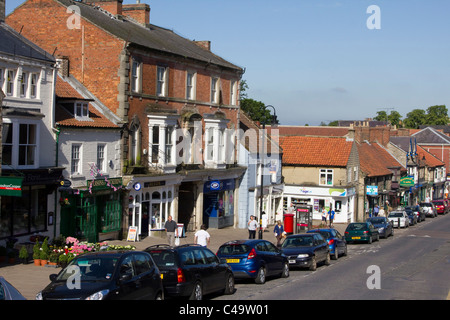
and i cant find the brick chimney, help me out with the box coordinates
[0,0,5,22]
[85,0,123,16]
[123,3,150,25]
[194,41,211,51]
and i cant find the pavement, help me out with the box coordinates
[0,223,348,300]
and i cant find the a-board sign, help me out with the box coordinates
[127,226,138,242]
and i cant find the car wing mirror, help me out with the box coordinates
[118,273,132,284]
[49,274,58,282]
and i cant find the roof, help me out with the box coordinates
[416,145,445,168]
[280,136,353,167]
[0,21,54,63]
[55,75,119,129]
[239,112,282,154]
[267,125,350,137]
[412,127,450,145]
[55,0,242,72]
[357,142,405,177]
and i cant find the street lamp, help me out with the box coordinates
[259,105,278,239]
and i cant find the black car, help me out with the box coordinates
[367,217,394,238]
[145,244,234,300]
[404,209,418,225]
[36,251,164,300]
[281,233,330,271]
[405,206,425,222]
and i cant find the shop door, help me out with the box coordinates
[77,199,97,243]
[101,199,122,234]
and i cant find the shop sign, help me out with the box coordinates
[366,185,378,196]
[87,177,123,190]
[0,176,24,197]
[400,176,415,187]
[204,179,235,193]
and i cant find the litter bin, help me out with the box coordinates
[283,213,295,234]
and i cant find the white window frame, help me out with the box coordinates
[74,102,89,119]
[230,80,238,106]
[97,144,106,172]
[186,71,196,100]
[204,117,229,169]
[131,60,141,93]
[0,68,4,91]
[20,72,28,98]
[210,77,219,103]
[148,114,179,172]
[319,169,334,186]
[30,73,38,98]
[6,69,15,96]
[157,66,168,97]
[71,144,82,175]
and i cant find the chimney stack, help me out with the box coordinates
[0,0,5,22]
[194,41,211,51]
[123,3,150,25]
[85,0,123,16]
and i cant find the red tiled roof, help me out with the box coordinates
[280,136,352,167]
[358,142,406,177]
[417,145,445,168]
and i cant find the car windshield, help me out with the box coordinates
[368,218,386,224]
[282,236,314,248]
[148,250,177,267]
[217,244,251,256]
[389,212,403,217]
[57,257,117,282]
[346,223,367,231]
[420,203,432,207]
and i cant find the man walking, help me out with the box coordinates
[328,207,335,227]
[164,215,178,247]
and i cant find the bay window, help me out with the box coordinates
[1,120,39,168]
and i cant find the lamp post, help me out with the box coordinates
[259,105,278,239]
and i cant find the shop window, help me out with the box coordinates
[152,191,160,200]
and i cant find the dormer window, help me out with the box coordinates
[75,102,89,119]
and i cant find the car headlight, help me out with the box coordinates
[35,291,43,300]
[378,227,384,232]
[85,289,109,300]
[297,254,309,258]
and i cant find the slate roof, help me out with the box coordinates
[0,21,54,62]
[280,136,353,167]
[54,0,242,72]
[412,127,450,145]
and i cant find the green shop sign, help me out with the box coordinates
[87,177,123,191]
[0,176,24,197]
[400,176,415,187]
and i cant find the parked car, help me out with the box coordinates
[366,217,394,238]
[146,244,234,300]
[405,209,418,225]
[388,211,410,228]
[216,240,289,284]
[307,228,347,260]
[432,199,449,215]
[0,276,26,300]
[405,205,425,222]
[281,233,330,271]
[36,251,164,300]
[345,222,379,244]
[419,202,437,218]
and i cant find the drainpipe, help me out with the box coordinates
[53,126,61,238]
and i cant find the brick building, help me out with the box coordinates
[7,0,245,236]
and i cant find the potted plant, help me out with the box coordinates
[39,249,48,266]
[33,240,41,266]
[19,246,29,264]
[0,245,6,263]
[58,253,68,268]
[8,250,16,264]
[48,251,59,266]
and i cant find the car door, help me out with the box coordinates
[333,230,345,254]
[313,234,327,261]
[201,248,225,293]
[116,254,138,300]
[263,241,284,275]
[133,252,161,300]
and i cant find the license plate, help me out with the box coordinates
[352,237,361,240]
[289,260,296,264]
[226,259,240,263]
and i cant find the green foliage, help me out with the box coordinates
[33,240,41,260]
[373,105,449,129]
[19,246,28,260]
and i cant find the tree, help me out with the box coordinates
[403,109,427,129]
[373,110,402,127]
[239,79,278,124]
[426,105,449,125]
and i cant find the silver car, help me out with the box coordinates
[0,276,26,300]
[387,211,410,228]
[419,202,437,218]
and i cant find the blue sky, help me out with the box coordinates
[6,0,450,125]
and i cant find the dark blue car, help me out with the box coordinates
[281,233,330,271]
[216,240,289,284]
[366,217,394,238]
[307,228,347,260]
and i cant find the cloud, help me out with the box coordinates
[331,87,348,94]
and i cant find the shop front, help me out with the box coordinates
[283,185,355,224]
[59,177,123,243]
[203,179,235,229]
[127,176,179,239]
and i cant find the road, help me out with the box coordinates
[216,214,450,300]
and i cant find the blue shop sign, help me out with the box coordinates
[204,179,235,193]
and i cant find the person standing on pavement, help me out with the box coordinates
[328,207,335,227]
[248,215,258,239]
[373,205,379,217]
[164,215,178,247]
[321,207,328,225]
[274,220,284,248]
[194,224,210,247]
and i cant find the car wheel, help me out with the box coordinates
[342,244,348,256]
[309,257,317,271]
[255,267,266,284]
[368,236,372,244]
[332,249,339,260]
[224,273,235,295]
[189,282,203,300]
[155,291,163,300]
[280,262,289,278]
[324,253,331,266]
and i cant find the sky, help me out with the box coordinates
[5,0,450,126]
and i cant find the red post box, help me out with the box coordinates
[283,213,295,234]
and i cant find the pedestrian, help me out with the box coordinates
[248,215,258,239]
[328,207,335,227]
[194,224,210,247]
[164,215,178,247]
[261,211,268,232]
[321,207,328,225]
[373,205,379,217]
[274,220,284,248]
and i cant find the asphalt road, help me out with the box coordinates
[216,214,450,300]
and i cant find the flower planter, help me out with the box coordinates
[34,259,41,266]
[40,259,48,266]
